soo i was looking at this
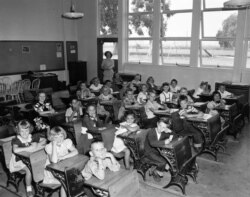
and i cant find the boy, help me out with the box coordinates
[81,141,120,180]
[65,98,83,122]
[218,84,232,98]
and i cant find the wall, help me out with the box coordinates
[0,0,78,83]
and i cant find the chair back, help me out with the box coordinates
[0,83,7,95]
[2,140,13,169]
[22,79,31,91]
[9,80,22,94]
[211,125,229,148]
[229,103,238,121]
[0,125,15,139]
[2,77,12,90]
[207,114,221,143]
[30,149,47,183]
[32,78,40,90]
[109,170,141,197]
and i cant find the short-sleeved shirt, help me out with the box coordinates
[34,102,51,112]
[65,107,83,122]
[12,134,40,161]
[99,94,113,101]
[89,84,103,92]
[45,139,73,158]
[82,157,120,180]
[218,90,232,98]
[137,92,148,104]
[145,100,162,119]
[160,91,173,104]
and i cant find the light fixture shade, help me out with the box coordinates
[224,0,250,8]
[62,1,84,19]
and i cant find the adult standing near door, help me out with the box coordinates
[101,51,114,82]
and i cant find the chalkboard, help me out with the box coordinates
[0,41,65,75]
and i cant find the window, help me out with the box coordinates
[160,0,192,65]
[245,41,250,68]
[98,0,118,36]
[200,0,238,67]
[128,0,154,63]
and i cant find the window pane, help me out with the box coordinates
[128,0,154,13]
[162,0,193,11]
[128,40,152,63]
[205,0,229,9]
[162,13,192,37]
[246,41,250,68]
[201,41,235,67]
[99,0,118,36]
[160,41,191,65]
[103,43,118,59]
[128,14,153,37]
[203,11,238,38]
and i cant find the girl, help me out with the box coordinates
[82,105,107,132]
[89,77,103,94]
[160,82,173,104]
[43,126,78,197]
[34,92,55,115]
[99,86,114,102]
[207,91,226,115]
[146,76,158,92]
[145,91,168,128]
[10,120,46,197]
[144,118,174,182]
[113,72,123,85]
[137,84,148,104]
[131,74,141,86]
[170,79,181,93]
[193,81,208,99]
[112,112,139,169]
[76,82,94,99]
[65,97,83,122]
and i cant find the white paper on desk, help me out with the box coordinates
[203,114,212,120]
[194,102,205,106]
[81,127,88,134]
[87,133,93,139]
[170,108,179,113]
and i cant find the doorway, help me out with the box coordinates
[97,38,118,82]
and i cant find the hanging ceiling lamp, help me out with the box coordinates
[62,0,84,19]
[224,0,250,8]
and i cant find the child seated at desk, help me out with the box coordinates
[131,74,141,86]
[146,76,158,92]
[89,77,103,93]
[144,118,174,182]
[193,81,208,99]
[76,82,94,99]
[65,97,83,122]
[113,72,123,85]
[137,84,148,104]
[99,86,114,101]
[179,87,194,104]
[160,82,173,104]
[218,84,232,98]
[118,88,138,120]
[34,92,55,115]
[173,95,203,151]
[81,141,120,180]
[103,80,114,94]
[10,120,46,197]
[145,91,168,128]
[43,126,78,197]
[206,91,226,115]
[112,112,139,169]
[82,105,107,133]
[170,79,181,93]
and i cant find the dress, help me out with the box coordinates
[137,92,148,104]
[9,134,40,172]
[43,139,73,184]
[102,59,114,82]
[111,122,138,153]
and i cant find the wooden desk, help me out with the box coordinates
[79,97,98,107]
[223,94,244,105]
[5,102,32,120]
[154,109,179,117]
[46,154,89,193]
[215,82,250,105]
[40,111,66,126]
[198,94,212,102]
[15,146,45,173]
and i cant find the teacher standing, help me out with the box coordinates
[101,51,114,82]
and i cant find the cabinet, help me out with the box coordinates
[68,61,87,85]
[215,82,250,104]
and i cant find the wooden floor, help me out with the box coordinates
[1,122,250,197]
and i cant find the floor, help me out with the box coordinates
[1,123,250,197]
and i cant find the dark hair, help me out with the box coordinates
[146,76,154,84]
[158,117,171,125]
[212,91,221,100]
[178,95,188,106]
[171,79,178,84]
[104,51,113,58]
[161,82,170,90]
[70,96,78,103]
[134,74,141,80]
[123,111,138,123]
[200,81,208,87]
[90,77,99,85]
[104,80,112,85]
[125,88,134,94]
[140,83,148,91]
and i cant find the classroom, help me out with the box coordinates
[0,0,250,197]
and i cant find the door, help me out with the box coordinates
[97,38,118,82]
